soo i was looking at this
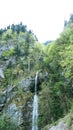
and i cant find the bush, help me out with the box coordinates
[0,113,19,130]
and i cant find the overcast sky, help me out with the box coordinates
[0,0,73,42]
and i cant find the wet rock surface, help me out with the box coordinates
[0,68,5,78]
[49,122,68,130]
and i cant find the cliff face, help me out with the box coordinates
[0,42,33,129]
[0,26,47,130]
[0,27,36,129]
[1,22,73,130]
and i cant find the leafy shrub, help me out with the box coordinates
[0,113,19,130]
[2,47,15,57]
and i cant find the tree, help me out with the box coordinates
[0,29,3,35]
[69,14,73,23]
[11,24,15,33]
[21,25,27,32]
[7,25,10,30]
[64,20,67,27]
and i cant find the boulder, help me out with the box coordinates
[6,103,22,125]
[19,77,34,91]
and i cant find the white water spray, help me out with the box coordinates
[32,72,38,130]
[28,56,30,73]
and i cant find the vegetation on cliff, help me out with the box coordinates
[0,22,44,130]
[0,15,73,129]
[38,14,73,129]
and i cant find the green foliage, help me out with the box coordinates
[38,82,63,129]
[2,29,13,40]
[0,113,19,130]
[0,23,45,130]
[38,21,73,129]
[1,20,73,130]
[11,22,27,34]
[64,13,73,27]
[68,14,73,24]
[65,106,73,130]
[2,47,15,57]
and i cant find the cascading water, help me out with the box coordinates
[28,56,30,73]
[32,72,38,130]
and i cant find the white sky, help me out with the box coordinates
[0,0,73,42]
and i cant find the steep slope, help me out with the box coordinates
[38,23,73,129]
[0,23,45,130]
[0,20,73,130]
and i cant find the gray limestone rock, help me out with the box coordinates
[0,104,4,111]
[6,103,22,125]
[0,94,7,104]
[19,77,34,91]
[49,122,68,130]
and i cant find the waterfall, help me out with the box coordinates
[35,72,38,93]
[32,72,38,130]
[28,56,30,73]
